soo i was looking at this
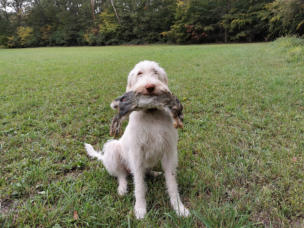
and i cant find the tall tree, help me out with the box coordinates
[266,0,304,38]
[1,0,304,47]
[110,0,120,24]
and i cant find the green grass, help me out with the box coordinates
[1,40,304,227]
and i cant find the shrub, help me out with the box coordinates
[83,32,97,46]
[0,35,8,46]
[17,26,35,47]
[273,36,304,63]
[7,35,19,48]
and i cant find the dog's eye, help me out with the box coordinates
[153,69,158,75]
[137,71,143,76]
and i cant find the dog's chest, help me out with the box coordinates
[139,134,167,168]
[128,110,177,168]
[143,149,163,168]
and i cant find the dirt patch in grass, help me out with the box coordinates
[0,199,17,216]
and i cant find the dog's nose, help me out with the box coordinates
[145,84,155,93]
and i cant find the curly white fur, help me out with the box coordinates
[85,60,189,219]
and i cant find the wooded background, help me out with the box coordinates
[0,0,303,48]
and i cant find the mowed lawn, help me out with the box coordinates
[0,43,303,227]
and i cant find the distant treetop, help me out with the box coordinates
[0,0,303,48]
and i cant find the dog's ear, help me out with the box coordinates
[126,80,132,92]
[126,69,135,91]
[126,82,132,91]
[163,74,168,85]
[156,66,168,85]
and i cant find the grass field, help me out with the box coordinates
[1,41,304,227]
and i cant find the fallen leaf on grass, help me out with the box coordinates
[73,210,79,220]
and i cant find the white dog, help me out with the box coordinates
[85,60,189,219]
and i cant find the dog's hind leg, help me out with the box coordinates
[103,140,128,196]
[117,174,128,196]
[85,141,128,196]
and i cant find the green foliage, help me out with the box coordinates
[113,0,176,44]
[0,34,8,46]
[5,26,35,48]
[266,0,304,38]
[165,0,220,43]
[6,35,19,48]
[221,0,272,42]
[17,26,35,47]
[96,11,120,45]
[99,11,119,35]
[83,11,121,46]
[0,0,303,46]
[83,29,98,46]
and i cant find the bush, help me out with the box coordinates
[4,27,36,48]
[273,36,304,63]
[274,36,304,48]
[83,32,97,46]
[49,31,68,46]
[288,46,304,62]
[17,26,35,47]
[0,35,8,46]
[7,35,19,48]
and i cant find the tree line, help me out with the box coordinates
[0,0,303,48]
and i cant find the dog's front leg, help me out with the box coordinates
[162,153,190,217]
[132,166,147,219]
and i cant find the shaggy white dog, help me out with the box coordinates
[85,60,189,219]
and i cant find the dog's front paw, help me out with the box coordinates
[176,207,190,217]
[134,207,146,219]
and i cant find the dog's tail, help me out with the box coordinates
[84,143,104,161]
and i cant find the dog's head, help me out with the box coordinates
[126,60,170,95]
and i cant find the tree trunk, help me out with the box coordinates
[224,0,230,43]
[91,0,96,22]
[224,28,228,43]
[0,0,9,20]
[110,0,121,25]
